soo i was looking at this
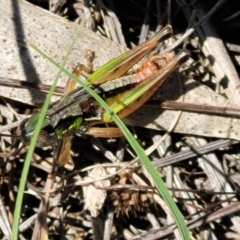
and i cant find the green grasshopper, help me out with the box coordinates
[19,25,189,164]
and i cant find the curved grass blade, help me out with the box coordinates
[11,27,83,240]
[24,33,190,239]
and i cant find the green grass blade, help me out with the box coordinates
[11,27,83,240]
[25,32,190,239]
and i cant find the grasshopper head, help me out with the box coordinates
[20,114,57,147]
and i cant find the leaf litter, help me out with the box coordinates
[1,0,240,239]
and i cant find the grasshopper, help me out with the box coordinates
[19,25,189,164]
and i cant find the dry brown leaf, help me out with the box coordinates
[83,166,110,217]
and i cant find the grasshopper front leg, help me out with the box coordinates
[57,50,95,166]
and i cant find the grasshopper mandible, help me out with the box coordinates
[19,25,189,164]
